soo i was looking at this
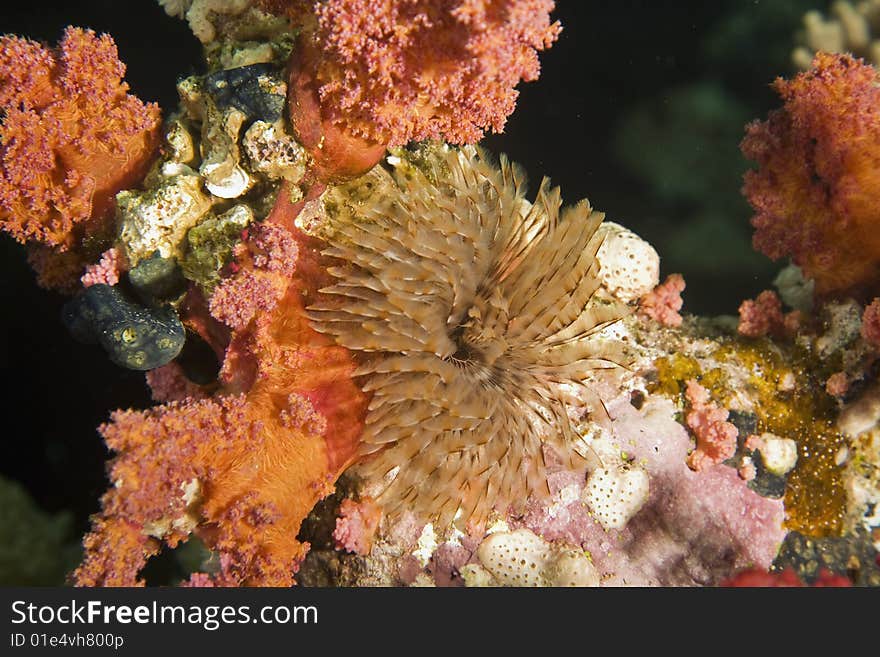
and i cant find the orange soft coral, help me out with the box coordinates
[741,53,880,297]
[274,0,559,178]
[75,196,368,587]
[0,27,160,250]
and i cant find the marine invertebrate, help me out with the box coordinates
[472,527,599,587]
[274,0,561,179]
[62,285,186,371]
[333,498,382,555]
[0,27,160,250]
[593,221,660,303]
[308,146,628,530]
[81,248,122,288]
[741,52,880,297]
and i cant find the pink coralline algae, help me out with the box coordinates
[639,273,685,327]
[861,298,880,348]
[517,396,786,586]
[333,498,382,556]
[684,379,738,472]
[81,248,122,288]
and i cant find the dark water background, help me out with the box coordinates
[0,0,824,582]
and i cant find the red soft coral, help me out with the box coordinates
[0,27,161,250]
[721,567,852,587]
[741,53,880,297]
[275,0,560,179]
[75,199,369,587]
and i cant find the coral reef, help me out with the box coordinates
[3,2,878,589]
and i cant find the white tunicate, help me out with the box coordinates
[476,528,552,587]
[474,528,601,587]
[595,222,660,303]
[757,434,799,476]
[584,464,650,531]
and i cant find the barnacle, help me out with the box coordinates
[308,146,629,529]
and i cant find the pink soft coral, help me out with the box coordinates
[274,0,559,179]
[81,248,122,288]
[75,197,369,587]
[333,498,382,555]
[737,290,786,338]
[741,53,880,296]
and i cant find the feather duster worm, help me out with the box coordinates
[308,146,629,530]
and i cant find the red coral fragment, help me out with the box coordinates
[741,53,880,296]
[861,298,880,349]
[684,379,738,472]
[0,27,160,250]
[737,290,787,338]
[721,567,852,587]
[639,273,685,327]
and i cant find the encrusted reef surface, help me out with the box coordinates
[297,302,880,587]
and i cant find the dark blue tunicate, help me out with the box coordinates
[61,284,185,370]
[204,63,285,123]
[128,251,186,303]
